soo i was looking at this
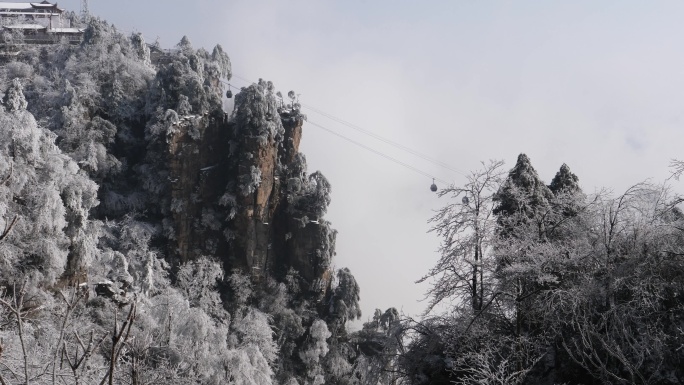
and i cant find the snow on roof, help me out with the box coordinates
[3,23,46,29]
[30,2,58,7]
[0,3,34,10]
[50,27,84,33]
[0,2,61,11]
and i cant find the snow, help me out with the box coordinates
[0,3,35,10]
[0,2,60,10]
[200,164,218,171]
[2,23,46,29]
[49,27,84,33]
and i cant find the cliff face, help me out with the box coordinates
[161,85,333,296]
[165,113,228,261]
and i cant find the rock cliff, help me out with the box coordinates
[160,82,334,297]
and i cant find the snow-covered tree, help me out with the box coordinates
[423,160,505,312]
[327,268,362,334]
[493,153,554,240]
[299,319,331,385]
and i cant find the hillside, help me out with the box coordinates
[0,16,396,385]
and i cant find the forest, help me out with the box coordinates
[0,12,682,385]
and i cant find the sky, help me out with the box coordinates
[59,0,684,323]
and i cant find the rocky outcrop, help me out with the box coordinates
[161,82,333,297]
[166,113,228,262]
[230,117,280,277]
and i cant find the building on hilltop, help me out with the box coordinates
[0,1,83,46]
[0,1,64,28]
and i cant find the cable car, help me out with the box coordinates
[462,195,469,205]
[430,179,438,192]
[226,85,233,98]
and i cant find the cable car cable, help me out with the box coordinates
[224,77,453,188]
[301,103,467,177]
[225,75,466,177]
[121,32,453,190]
[308,120,449,185]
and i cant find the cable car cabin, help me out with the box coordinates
[226,89,232,98]
[430,179,438,192]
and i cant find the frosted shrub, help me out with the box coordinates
[239,165,262,196]
[5,61,33,80]
[3,78,28,112]
[299,319,331,383]
[231,308,278,364]
[176,256,226,318]
[219,192,238,220]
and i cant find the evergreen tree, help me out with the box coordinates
[493,154,553,224]
[493,153,554,244]
[2,78,28,112]
[548,163,580,195]
[547,163,586,231]
[327,267,362,334]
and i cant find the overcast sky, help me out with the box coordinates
[59,0,684,322]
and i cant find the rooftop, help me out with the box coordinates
[0,1,63,12]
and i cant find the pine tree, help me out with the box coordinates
[547,163,585,227]
[327,268,362,336]
[548,163,580,195]
[493,153,554,240]
[494,154,553,220]
[492,154,556,374]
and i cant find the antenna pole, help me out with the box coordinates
[81,0,90,22]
